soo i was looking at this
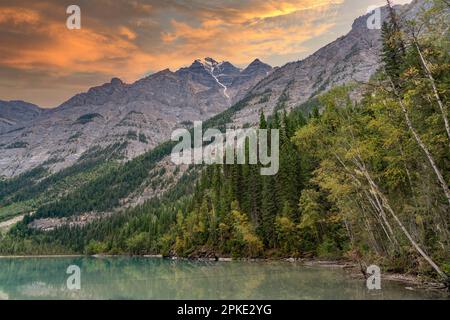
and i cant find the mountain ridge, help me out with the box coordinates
[0,58,272,177]
[0,100,43,133]
[0,0,434,234]
[0,0,425,179]
[231,0,424,126]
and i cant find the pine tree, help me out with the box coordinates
[248,163,262,227]
[260,174,277,247]
[259,109,268,129]
[381,0,406,86]
[271,111,281,129]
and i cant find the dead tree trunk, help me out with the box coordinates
[389,79,450,207]
[413,37,450,145]
[353,157,449,281]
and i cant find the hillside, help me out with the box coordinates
[0,100,42,134]
[0,0,427,227]
[231,0,425,126]
[0,58,272,178]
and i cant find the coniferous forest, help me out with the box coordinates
[0,1,449,284]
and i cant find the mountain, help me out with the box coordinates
[228,59,273,103]
[3,0,420,178]
[0,100,42,134]
[0,58,272,177]
[0,0,429,224]
[175,57,272,104]
[231,0,423,126]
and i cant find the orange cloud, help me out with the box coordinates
[1,1,342,80]
[232,0,341,21]
[0,7,155,82]
[0,7,40,25]
[119,26,137,40]
[159,1,341,67]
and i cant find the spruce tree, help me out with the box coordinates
[381,0,406,86]
[260,174,277,247]
[259,109,268,129]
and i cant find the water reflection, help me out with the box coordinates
[0,257,447,300]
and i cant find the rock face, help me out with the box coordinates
[231,0,423,126]
[0,100,42,133]
[228,59,273,104]
[0,0,428,178]
[0,59,272,177]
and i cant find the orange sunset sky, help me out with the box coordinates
[0,0,412,107]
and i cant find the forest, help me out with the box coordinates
[0,1,448,284]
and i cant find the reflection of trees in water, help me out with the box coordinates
[0,258,446,299]
[82,259,268,299]
[0,258,265,299]
[166,260,269,299]
[0,257,89,299]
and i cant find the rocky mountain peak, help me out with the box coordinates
[188,57,222,74]
[214,61,241,75]
[0,100,42,133]
[0,54,274,176]
[202,57,219,70]
[110,77,124,86]
[0,100,41,110]
[2,0,426,178]
[150,68,174,78]
[185,59,214,75]
[241,58,272,76]
[58,77,128,109]
[249,58,262,65]
[189,58,239,75]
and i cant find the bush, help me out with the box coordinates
[126,232,149,255]
[316,237,341,258]
[85,240,108,255]
[229,210,263,258]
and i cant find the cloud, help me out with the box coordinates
[119,26,137,40]
[159,1,341,65]
[0,7,40,25]
[0,5,155,76]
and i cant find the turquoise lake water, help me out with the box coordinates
[0,257,447,300]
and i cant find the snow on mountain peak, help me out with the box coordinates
[194,57,220,72]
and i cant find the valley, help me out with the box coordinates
[0,0,449,291]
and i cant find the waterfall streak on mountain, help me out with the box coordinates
[209,65,230,100]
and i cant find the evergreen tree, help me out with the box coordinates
[259,109,268,129]
[381,0,406,86]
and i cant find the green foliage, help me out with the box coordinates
[74,113,103,125]
[0,1,448,282]
[0,166,48,202]
[5,141,28,149]
[127,130,138,140]
[85,240,109,255]
[0,201,33,222]
[139,133,148,144]
[32,140,177,219]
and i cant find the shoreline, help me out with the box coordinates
[0,255,84,259]
[0,254,447,293]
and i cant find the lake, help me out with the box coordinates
[0,257,447,300]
